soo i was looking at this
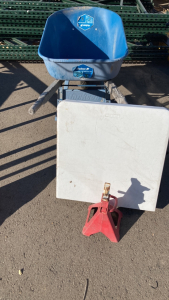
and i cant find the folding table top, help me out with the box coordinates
[57,101,169,211]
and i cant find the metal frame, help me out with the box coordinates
[28,80,127,115]
[136,0,148,13]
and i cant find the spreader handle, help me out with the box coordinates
[28,80,64,115]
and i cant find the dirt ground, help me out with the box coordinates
[0,62,169,300]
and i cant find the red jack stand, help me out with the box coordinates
[82,183,123,242]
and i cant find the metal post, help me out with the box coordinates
[136,0,148,13]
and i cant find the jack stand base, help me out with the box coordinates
[82,194,123,242]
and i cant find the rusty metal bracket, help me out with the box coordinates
[105,80,128,104]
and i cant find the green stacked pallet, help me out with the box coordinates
[127,42,169,60]
[0,0,168,61]
[0,0,138,12]
[0,42,168,61]
[0,2,168,41]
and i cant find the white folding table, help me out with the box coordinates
[57,100,169,211]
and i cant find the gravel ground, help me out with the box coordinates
[0,62,169,300]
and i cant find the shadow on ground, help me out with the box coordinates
[0,165,56,226]
[0,61,169,239]
[0,61,169,109]
[0,62,57,108]
[119,152,169,239]
[114,62,169,108]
